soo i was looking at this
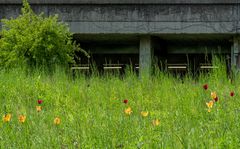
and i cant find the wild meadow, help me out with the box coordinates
[2,1,239,148]
[1,59,240,148]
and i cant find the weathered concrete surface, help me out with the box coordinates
[0,2,240,34]
[139,36,153,77]
[68,22,237,34]
[1,0,240,4]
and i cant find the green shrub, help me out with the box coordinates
[0,0,85,71]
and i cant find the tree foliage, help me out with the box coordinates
[0,0,84,71]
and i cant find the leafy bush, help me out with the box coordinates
[0,0,85,71]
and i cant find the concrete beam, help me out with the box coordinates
[167,45,230,54]
[1,0,240,4]
[139,36,153,77]
[84,46,138,54]
[68,22,237,34]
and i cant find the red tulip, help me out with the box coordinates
[203,84,208,90]
[230,91,234,97]
[123,99,128,104]
[38,99,43,104]
[214,97,218,102]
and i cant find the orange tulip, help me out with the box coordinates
[124,107,132,115]
[206,101,214,109]
[211,92,217,100]
[54,117,61,125]
[141,111,149,117]
[36,106,42,112]
[152,119,160,126]
[3,114,11,122]
[18,115,26,123]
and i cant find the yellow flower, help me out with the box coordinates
[152,119,160,126]
[36,106,42,112]
[124,107,132,115]
[206,101,214,108]
[54,117,61,125]
[141,111,149,117]
[208,109,211,112]
[18,115,26,123]
[211,92,217,99]
[3,114,11,122]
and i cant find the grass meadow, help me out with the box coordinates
[1,60,240,148]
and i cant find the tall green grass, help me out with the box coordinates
[0,59,240,148]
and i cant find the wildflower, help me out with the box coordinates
[36,106,42,112]
[123,99,128,104]
[3,114,11,122]
[208,109,211,112]
[211,92,217,99]
[124,107,132,115]
[152,119,160,126]
[54,117,61,125]
[141,111,149,117]
[230,91,234,97]
[206,100,214,108]
[214,97,218,102]
[18,115,26,123]
[203,84,208,90]
[38,99,43,104]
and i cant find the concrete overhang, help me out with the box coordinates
[1,0,239,34]
[1,0,240,4]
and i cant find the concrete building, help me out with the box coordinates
[1,0,240,76]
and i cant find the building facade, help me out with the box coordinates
[1,0,240,76]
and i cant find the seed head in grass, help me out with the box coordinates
[152,119,160,126]
[54,117,61,125]
[18,115,26,123]
[123,99,128,104]
[141,111,149,117]
[3,114,11,122]
[124,107,132,115]
[230,91,234,97]
[38,99,43,104]
[211,92,217,99]
[36,106,42,112]
[206,101,214,108]
[203,84,208,90]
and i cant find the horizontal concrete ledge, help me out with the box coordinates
[1,0,240,4]
[1,21,238,34]
[68,21,238,34]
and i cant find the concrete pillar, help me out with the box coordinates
[231,36,240,69]
[139,36,153,77]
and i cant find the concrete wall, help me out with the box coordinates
[0,1,240,34]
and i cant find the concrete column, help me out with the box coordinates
[231,36,240,69]
[139,36,153,77]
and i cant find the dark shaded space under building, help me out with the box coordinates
[73,34,232,76]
